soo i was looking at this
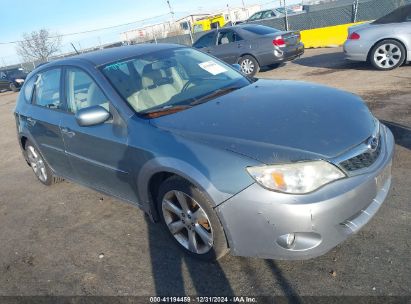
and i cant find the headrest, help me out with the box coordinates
[142,64,169,88]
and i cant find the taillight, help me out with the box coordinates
[348,32,360,40]
[273,36,285,47]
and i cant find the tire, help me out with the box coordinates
[370,39,406,70]
[10,83,19,92]
[25,140,62,185]
[238,55,260,77]
[157,176,228,261]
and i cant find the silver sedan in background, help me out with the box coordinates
[344,4,411,70]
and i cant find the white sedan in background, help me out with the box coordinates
[343,4,411,70]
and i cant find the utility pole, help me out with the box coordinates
[353,0,359,23]
[283,0,289,31]
[166,0,175,21]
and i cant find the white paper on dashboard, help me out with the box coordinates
[198,61,227,75]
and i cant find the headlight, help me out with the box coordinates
[15,79,24,83]
[246,160,345,194]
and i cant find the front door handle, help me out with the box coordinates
[61,127,76,138]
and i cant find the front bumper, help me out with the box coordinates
[216,125,394,260]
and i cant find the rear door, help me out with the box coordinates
[25,68,73,177]
[193,31,217,54]
[60,67,137,202]
[211,30,243,64]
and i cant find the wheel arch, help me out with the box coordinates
[20,135,28,150]
[137,157,232,222]
[367,37,408,62]
[238,53,261,66]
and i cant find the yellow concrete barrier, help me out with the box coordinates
[300,22,366,48]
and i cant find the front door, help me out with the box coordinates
[60,67,138,203]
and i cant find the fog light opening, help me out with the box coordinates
[276,232,322,251]
[286,233,295,248]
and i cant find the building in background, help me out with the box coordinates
[120,4,263,43]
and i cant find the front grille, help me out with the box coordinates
[340,139,382,172]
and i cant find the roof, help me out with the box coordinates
[44,43,184,68]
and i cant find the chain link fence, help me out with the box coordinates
[154,0,410,45]
[3,0,410,70]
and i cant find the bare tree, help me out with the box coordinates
[16,29,62,63]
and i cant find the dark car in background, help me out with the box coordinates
[193,24,304,76]
[0,68,28,92]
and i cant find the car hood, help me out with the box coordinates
[151,79,375,164]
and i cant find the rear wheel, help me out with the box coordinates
[238,55,259,77]
[9,83,18,92]
[25,141,61,185]
[157,176,228,261]
[370,39,406,70]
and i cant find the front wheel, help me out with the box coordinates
[238,55,260,77]
[370,39,406,70]
[157,176,228,261]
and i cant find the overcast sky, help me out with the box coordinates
[0,0,303,65]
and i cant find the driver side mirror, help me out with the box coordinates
[232,64,242,72]
[75,105,111,127]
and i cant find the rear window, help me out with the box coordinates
[372,4,411,24]
[241,25,280,35]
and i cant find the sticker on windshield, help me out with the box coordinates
[198,61,227,75]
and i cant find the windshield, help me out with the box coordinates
[5,68,27,79]
[372,5,411,24]
[101,47,250,115]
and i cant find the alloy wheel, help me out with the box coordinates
[27,145,48,182]
[161,190,213,254]
[373,43,402,69]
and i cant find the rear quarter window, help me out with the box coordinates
[23,76,36,102]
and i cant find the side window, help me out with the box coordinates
[249,12,262,21]
[194,32,215,48]
[32,69,62,109]
[262,10,275,18]
[24,76,36,102]
[65,68,109,114]
[0,72,7,79]
[218,31,238,45]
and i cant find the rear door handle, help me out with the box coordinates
[61,127,76,137]
[26,117,36,126]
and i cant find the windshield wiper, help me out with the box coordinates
[190,86,240,106]
[140,104,192,118]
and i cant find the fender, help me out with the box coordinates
[137,156,235,216]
